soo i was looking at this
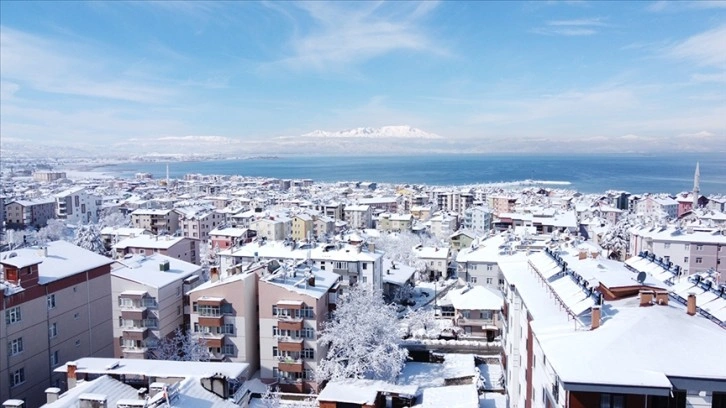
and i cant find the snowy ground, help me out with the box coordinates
[478,359,504,391]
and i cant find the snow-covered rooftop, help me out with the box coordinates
[0,241,113,285]
[318,379,418,404]
[450,286,503,311]
[261,265,339,299]
[111,254,200,288]
[415,384,479,408]
[55,357,249,379]
[113,235,187,250]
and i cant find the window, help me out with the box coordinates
[301,306,313,318]
[9,338,24,355]
[223,344,234,355]
[302,327,315,339]
[600,394,625,408]
[272,346,279,357]
[362,263,368,270]
[75,339,81,347]
[143,318,158,328]
[685,244,690,250]
[303,348,315,359]
[49,323,58,338]
[10,368,25,387]
[487,265,494,271]
[176,287,181,297]
[696,258,703,264]
[177,305,181,316]
[74,312,80,320]
[223,323,234,335]
[50,350,59,367]
[469,276,478,284]
[486,278,493,285]
[47,294,56,309]
[273,326,279,336]
[272,305,278,316]
[697,244,704,251]
[272,368,279,378]
[684,257,689,263]
[6,306,21,324]
[664,243,671,249]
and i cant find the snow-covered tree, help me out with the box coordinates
[99,209,131,229]
[73,223,107,255]
[599,214,637,260]
[154,328,210,361]
[392,283,415,305]
[316,285,408,382]
[37,219,73,244]
[373,232,430,270]
[5,229,26,250]
[403,307,437,339]
[260,386,282,408]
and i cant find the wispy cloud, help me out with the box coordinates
[0,26,174,103]
[667,25,726,68]
[266,2,445,72]
[647,0,726,13]
[532,17,608,36]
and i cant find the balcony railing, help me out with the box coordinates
[198,315,224,327]
[456,316,496,328]
[277,336,304,352]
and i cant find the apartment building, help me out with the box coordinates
[111,253,201,359]
[498,246,726,408]
[209,227,255,250]
[176,207,224,242]
[219,240,385,289]
[291,214,314,241]
[113,235,200,265]
[0,241,114,408]
[413,245,451,280]
[99,227,152,252]
[258,263,340,393]
[447,285,502,341]
[376,213,413,232]
[429,212,457,240]
[32,171,66,182]
[629,225,726,279]
[54,187,101,225]
[130,208,180,235]
[187,263,264,366]
[250,217,290,241]
[358,196,399,213]
[489,195,518,215]
[463,205,493,233]
[4,199,56,229]
[344,204,373,229]
[313,215,335,239]
[636,196,679,219]
[313,202,344,221]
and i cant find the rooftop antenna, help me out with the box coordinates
[636,271,647,284]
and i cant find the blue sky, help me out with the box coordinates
[1,1,724,154]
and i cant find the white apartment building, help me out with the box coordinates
[344,204,373,229]
[412,245,451,280]
[636,196,679,219]
[250,217,289,241]
[219,240,384,289]
[258,264,339,394]
[111,253,201,359]
[429,212,458,240]
[0,241,114,408]
[463,205,493,233]
[54,187,101,225]
[629,225,726,279]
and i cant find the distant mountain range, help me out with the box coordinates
[301,126,442,139]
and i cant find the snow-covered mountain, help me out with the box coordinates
[302,126,443,139]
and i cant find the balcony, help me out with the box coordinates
[278,358,304,373]
[121,308,149,320]
[456,316,496,330]
[278,316,304,331]
[277,336,304,352]
[122,327,150,341]
[198,315,224,327]
[200,333,225,348]
[122,347,148,359]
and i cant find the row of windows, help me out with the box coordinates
[272,367,314,380]
[119,317,159,328]
[272,326,315,339]
[272,347,315,359]
[194,323,235,335]
[665,243,707,250]
[272,306,314,318]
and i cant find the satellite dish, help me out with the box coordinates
[637,271,647,284]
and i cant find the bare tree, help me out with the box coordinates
[154,328,210,361]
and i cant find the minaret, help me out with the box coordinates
[166,163,170,192]
[693,162,700,210]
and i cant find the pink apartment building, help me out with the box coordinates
[113,235,200,265]
[0,241,114,408]
[258,264,340,394]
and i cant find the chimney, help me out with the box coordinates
[38,246,48,257]
[591,306,601,330]
[210,267,219,282]
[307,274,315,287]
[578,249,587,260]
[687,292,697,316]
[45,388,61,404]
[79,393,107,408]
[368,242,375,253]
[655,290,669,306]
[67,361,78,389]
[639,290,654,307]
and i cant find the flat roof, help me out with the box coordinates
[55,357,249,379]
